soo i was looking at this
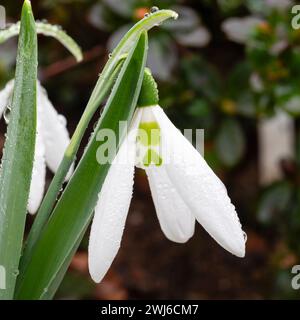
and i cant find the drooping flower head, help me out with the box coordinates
[88,68,246,283]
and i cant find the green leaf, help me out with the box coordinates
[182,55,222,103]
[55,271,95,299]
[15,31,148,300]
[257,182,292,225]
[19,58,125,274]
[35,22,83,62]
[0,21,83,62]
[215,118,245,167]
[0,0,37,299]
[227,62,251,98]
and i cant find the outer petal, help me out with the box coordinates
[37,83,73,180]
[0,80,14,119]
[27,122,46,214]
[88,110,142,283]
[146,166,195,243]
[152,106,246,257]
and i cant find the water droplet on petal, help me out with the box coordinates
[243,231,247,243]
[57,115,67,126]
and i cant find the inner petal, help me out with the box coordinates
[136,106,163,168]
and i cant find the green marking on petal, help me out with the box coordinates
[138,121,160,146]
[143,148,163,167]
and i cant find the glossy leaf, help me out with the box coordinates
[0,0,37,299]
[0,21,83,62]
[215,118,245,167]
[257,182,292,224]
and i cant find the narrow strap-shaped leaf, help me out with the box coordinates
[0,21,82,62]
[15,31,148,300]
[0,0,37,299]
[20,9,178,269]
[18,58,124,274]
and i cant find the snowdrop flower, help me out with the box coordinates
[0,80,73,214]
[89,69,246,283]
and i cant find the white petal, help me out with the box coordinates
[37,83,73,180]
[27,123,46,214]
[152,106,245,257]
[0,80,14,119]
[88,110,142,283]
[146,166,195,243]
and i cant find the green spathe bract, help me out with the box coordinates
[0,0,37,299]
[138,68,159,107]
[15,31,148,300]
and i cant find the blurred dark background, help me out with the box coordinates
[1,0,300,299]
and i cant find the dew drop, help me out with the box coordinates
[150,6,159,13]
[108,53,112,59]
[4,104,11,124]
[144,13,150,18]
[243,231,247,243]
[57,115,67,126]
